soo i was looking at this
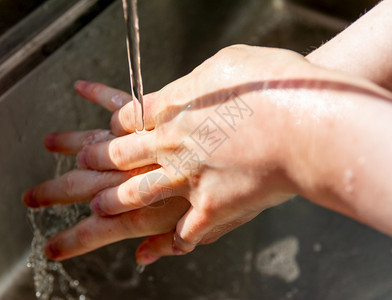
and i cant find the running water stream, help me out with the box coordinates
[122,0,145,132]
[27,155,90,300]
[28,1,146,299]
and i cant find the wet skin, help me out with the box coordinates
[24,0,392,265]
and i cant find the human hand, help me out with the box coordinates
[25,44,392,265]
[79,44,392,265]
[23,81,190,261]
[73,45,389,265]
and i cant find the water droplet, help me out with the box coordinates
[136,264,145,274]
[70,280,80,287]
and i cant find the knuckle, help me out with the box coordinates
[198,195,216,219]
[108,140,126,169]
[173,232,194,254]
[62,173,75,199]
[110,112,125,136]
[155,129,179,154]
[118,212,139,235]
[124,185,139,207]
[89,82,104,96]
[214,44,242,60]
[111,92,130,108]
[98,200,115,215]
[120,106,134,131]
[208,44,248,70]
[75,226,93,249]
[175,226,197,246]
[220,44,248,55]
[84,130,108,146]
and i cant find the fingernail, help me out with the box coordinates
[44,241,60,260]
[77,150,89,168]
[43,133,57,152]
[22,189,38,208]
[74,80,90,94]
[172,245,186,256]
[90,195,105,215]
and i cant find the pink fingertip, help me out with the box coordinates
[43,133,57,152]
[136,242,160,265]
[172,245,186,256]
[137,253,160,265]
[22,189,38,208]
[76,150,89,169]
[74,80,90,93]
[90,195,107,216]
[44,241,61,260]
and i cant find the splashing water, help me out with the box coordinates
[27,2,148,297]
[27,154,146,299]
[27,154,90,300]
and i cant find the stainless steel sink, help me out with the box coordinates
[1,0,391,299]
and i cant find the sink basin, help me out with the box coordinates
[1,0,391,299]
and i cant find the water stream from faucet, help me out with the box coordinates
[121,0,145,132]
[27,2,147,298]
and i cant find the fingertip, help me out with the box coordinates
[172,245,186,256]
[110,110,129,136]
[172,231,194,255]
[135,242,160,265]
[22,189,38,208]
[43,133,57,152]
[74,80,90,94]
[76,149,89,169]
[44,240,61,260]
[90,194,108,216]
[136,253,160,266]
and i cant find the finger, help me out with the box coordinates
[172,206,213,255]
[198,214,257,244]
[74,80,131,112]
[135,232,174,265]
[110,92,157,136]
[44,130,114,155]
[22,165,158,207]
[76,131,157,170]
[135,215,257,265]
[90,168,177,216]
[136,220,254,265]
[44,196,190,261]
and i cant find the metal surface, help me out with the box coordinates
[0,0,115,95]
[1,0,391,299]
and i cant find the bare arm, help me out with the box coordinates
[283,77,392,235]
[307,0,392,91]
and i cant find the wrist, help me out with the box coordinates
[281,82,392,234]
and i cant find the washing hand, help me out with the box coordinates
[23,81,190,261]
[24,44,392,265]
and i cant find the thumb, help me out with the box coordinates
[172,206,212,255]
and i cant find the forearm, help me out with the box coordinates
[285,86,392,235]
[306,0,392,91]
